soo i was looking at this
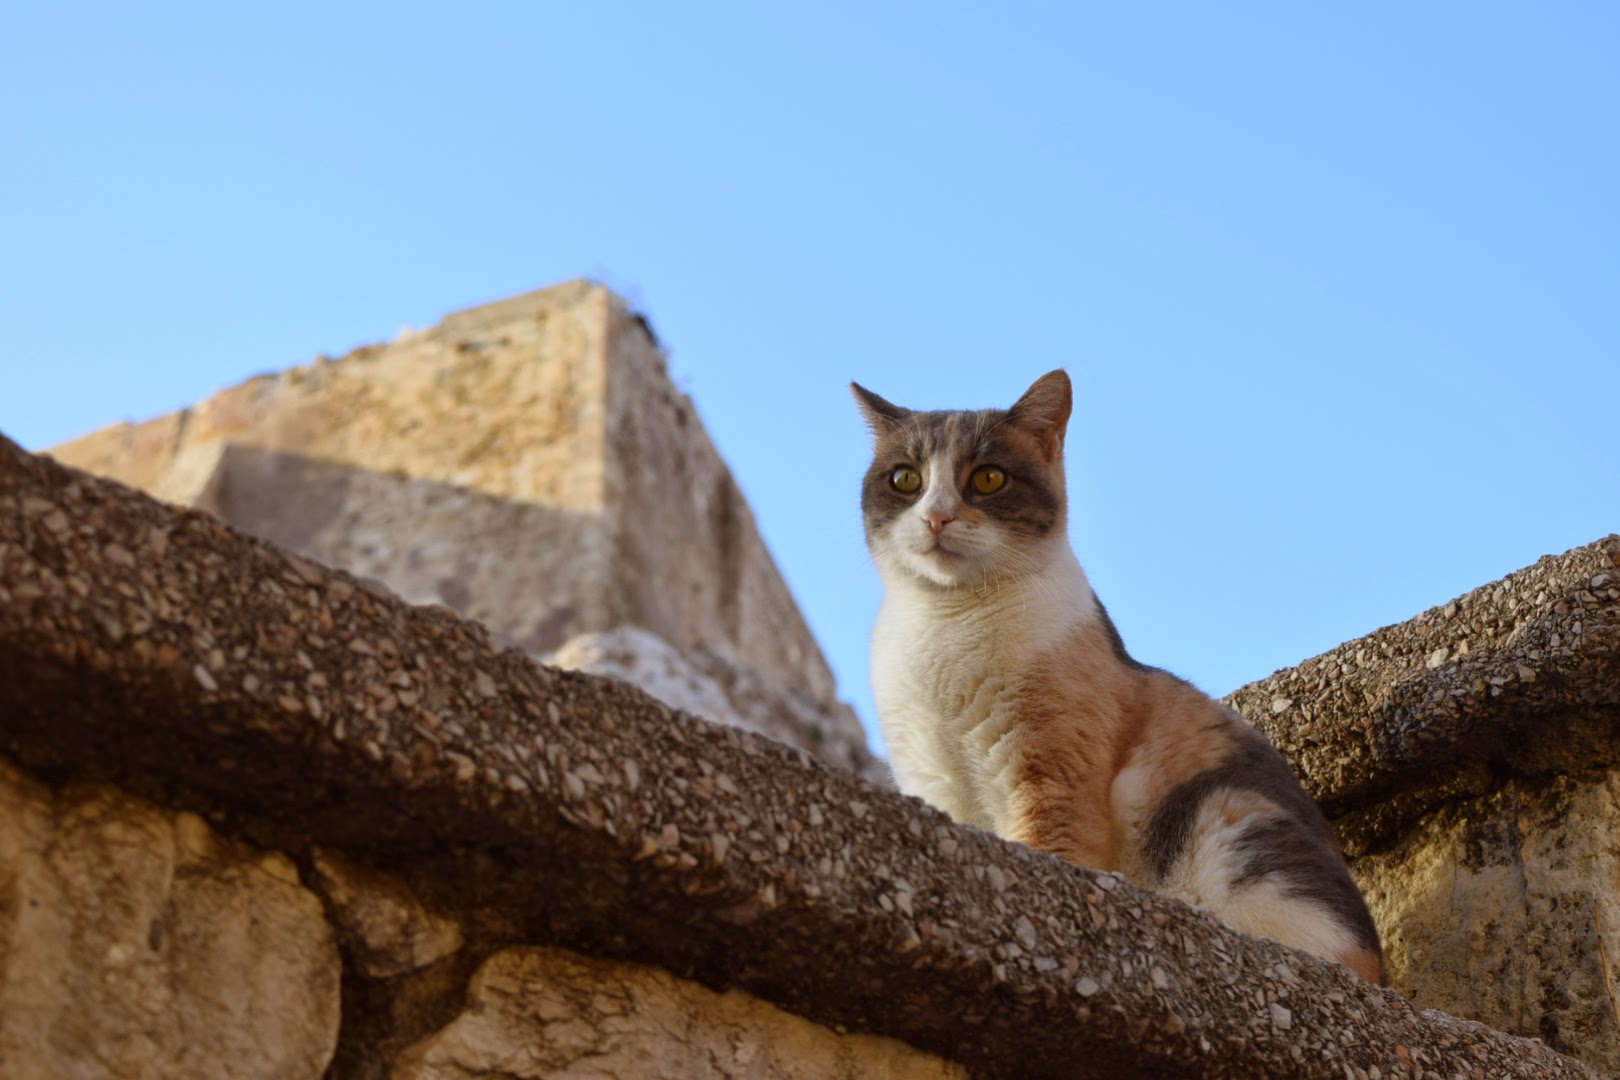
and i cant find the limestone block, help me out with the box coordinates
[545,626,742,731]
[50,280,613,513]
[0,756,341,1079]
[599,312,837,706]
[309,849,463,979]
[391,946,967,1080]
[1353,771,1620,1070]
[210,445,616,653]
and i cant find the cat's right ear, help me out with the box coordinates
[1009,369,1072,461]
[851,383,911,437]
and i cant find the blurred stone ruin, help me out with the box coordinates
[1,280,1613,1077]
[49,281,879,785]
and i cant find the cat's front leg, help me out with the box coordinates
[1004,769,1116,872]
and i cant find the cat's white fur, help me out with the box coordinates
[1155,789,1365,966]
[870,451,1098,833]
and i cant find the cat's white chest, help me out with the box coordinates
[872,599,1021,830]
[871,559,1093,834]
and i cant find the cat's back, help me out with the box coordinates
[1077,653,1387,985]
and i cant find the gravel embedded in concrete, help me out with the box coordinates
[0,434,1597,1079]
[1225,534,1620,851]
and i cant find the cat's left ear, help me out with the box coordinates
[1009,369,1072,461]
[851,382,912,436]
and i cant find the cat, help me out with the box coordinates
[852,369,1385,984]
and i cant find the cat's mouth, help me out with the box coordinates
[894,535,988,587]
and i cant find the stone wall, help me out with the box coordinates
[394,947,965,1080]
[47,281,873,777]
[600,303,838,708]
[51,282,614,512]
[1355,774,1620,1060]
[0,434,1595,1078]
[0,758,341,1080]
[210,445,616,654]
[0,756,959,1080]
[1226,534,1620,1070]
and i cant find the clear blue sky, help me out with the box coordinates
[5,4,1617,755]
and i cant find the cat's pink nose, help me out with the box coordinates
[924,509,955,535]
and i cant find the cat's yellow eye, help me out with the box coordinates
[890,467,922,494]
[971,466,1007,494]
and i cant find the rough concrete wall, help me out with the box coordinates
[1225,536,1620,826]
[0,758,340,1080]
[1,436,1593,1079]
[599,302,839,705]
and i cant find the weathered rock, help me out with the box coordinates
[1225,535,1620,831]
[310,849,464,979]
[0,756,340,1080]
[1223,535,1620,1071]
[48,280,874,775]
[203,443,618,653]
[0,434,1593,1078]
[393,946,966,1079]
[1354,772,1620,1070]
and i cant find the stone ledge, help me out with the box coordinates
[1226,535,1620,844]
[0,434,1593,1079]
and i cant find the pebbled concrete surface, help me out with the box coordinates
[1226,534,1620,851]
[0,434,1596,1079]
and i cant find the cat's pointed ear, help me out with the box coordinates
[851,382,911,436]
[1009,370,1072,460]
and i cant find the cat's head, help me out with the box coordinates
[851,370,1072,589]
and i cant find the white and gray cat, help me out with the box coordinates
[854,369,1384,983]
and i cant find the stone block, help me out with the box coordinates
[1225,534,1620,1071]
[0,757,340,1080]
[1354,772,1620,1069]
[393,946,966,1079]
